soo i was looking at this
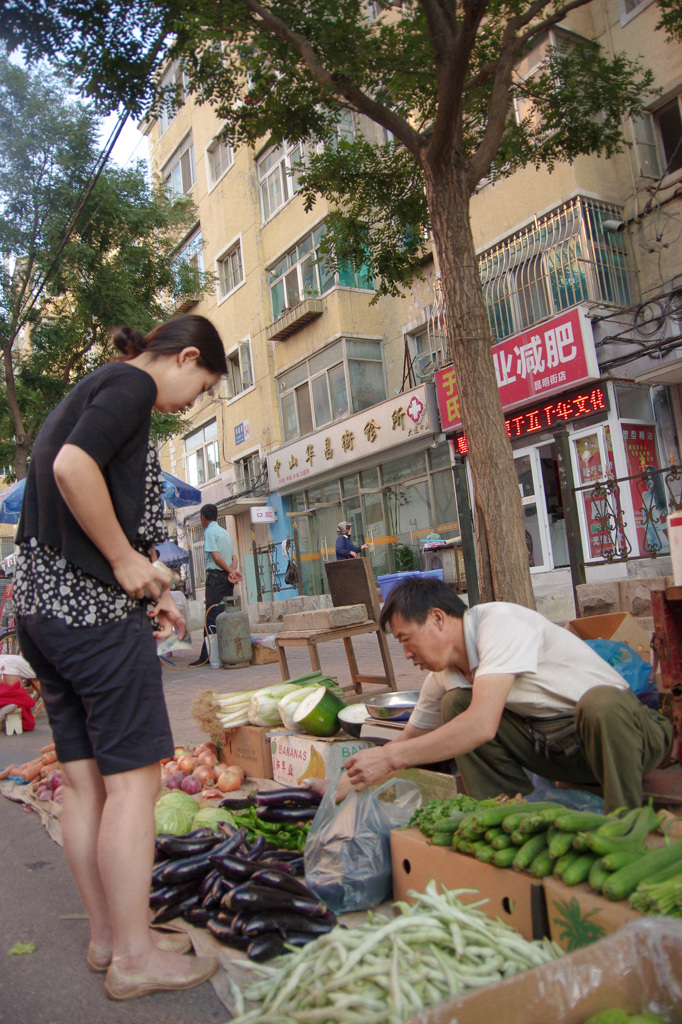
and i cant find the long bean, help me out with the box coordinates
[231,880,561,1023]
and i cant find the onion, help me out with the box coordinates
[192,766,215,786]
[48,770,62,791]
[196,750,217,768]
[165,775,182,790]
[164,760,178,774]
[225,764,245,785]
[217,770,242,793]
[177,754,196,773]
[159,757,174,766]
[199,741,218,757]
[181,775,202,795]
[36,786,52,801]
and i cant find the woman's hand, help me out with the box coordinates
[149,591,187,640]
[111,551,173,601]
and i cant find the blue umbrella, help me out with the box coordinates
[0,471,202,524]
[155,539,190,565]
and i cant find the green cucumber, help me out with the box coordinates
[292,686,346,737]
[529,848,555,878]
[474,843,496,863]
[588,858,611,892]
[430,831,456,846]
[548,829,575,859]
[492,846,518,868]
[490,832,513,850]
[602,839,682,901]
[512,832,548,871]
[561,852,597,885]
[599,849,645,872]
[554,849,580,876]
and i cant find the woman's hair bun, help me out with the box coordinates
[112,325,145,356]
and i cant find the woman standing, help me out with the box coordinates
[14,315,226,1000]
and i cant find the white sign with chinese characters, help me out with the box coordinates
[250,506,278,524]
[267,384,438,491]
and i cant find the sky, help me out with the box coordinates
[98,110,149,169]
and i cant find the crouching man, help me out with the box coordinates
[344,579,672,812]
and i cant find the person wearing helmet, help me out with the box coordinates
[335,521,369,560]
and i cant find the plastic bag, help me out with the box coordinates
[584,638,653,696]
[208,627,221,669]
[304,769,421,915]
[284,559,299,586]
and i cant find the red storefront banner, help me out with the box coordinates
[436,306,600,431]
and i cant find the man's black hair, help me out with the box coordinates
[200,503,219,522]
[379,578,467,632]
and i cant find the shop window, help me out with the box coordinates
[268,224,373,321]
[158,61,188,137]
[217,239,244,300]
[185,419,220,486]
[207,135,233,188]
[163,135,195,198]
[480,196,633,340]
[277,338,385,440]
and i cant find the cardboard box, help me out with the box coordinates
[543,873,641,952]
[390,827,547,942]
[566,612,651,662]
[270,731,373,786]
[250,642,279,665]
[404,918,682,1024]
[222,725,275,779]
[393,767,463,801]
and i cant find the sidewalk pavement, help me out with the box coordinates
[0,629,420,1024]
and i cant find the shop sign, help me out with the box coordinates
[267,384,437,490]
[436,306,599,431]
[453,383,610,454]
[234,420,250,446]
[250,506,277,524]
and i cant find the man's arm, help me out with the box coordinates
[344,673,515,790]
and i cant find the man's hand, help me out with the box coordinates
[344,746,395,791]
[149,591,187,640]
[228,569,243,584]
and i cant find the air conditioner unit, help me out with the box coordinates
[420,547,462,586]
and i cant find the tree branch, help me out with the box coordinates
[235,0,427,158]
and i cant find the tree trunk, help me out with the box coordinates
[423,162,535,608]
[1,340,29,479]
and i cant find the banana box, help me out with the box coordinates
[269,731,373,786]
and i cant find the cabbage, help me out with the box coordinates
[154,790,199,835]
[192,807,237,832]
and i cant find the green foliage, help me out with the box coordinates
[0,53,209,472]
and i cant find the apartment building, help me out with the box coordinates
[146,0,682,607]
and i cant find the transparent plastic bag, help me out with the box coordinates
[304,769,421,915]
[208,627,221,669]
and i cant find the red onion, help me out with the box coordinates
[164,775,182,790]
[181,775,202,795]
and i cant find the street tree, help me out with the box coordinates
[2,0,664,602]
[0,55,208,479]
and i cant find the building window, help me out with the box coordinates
[172,228,204,288]
[257,140,305,222]
[513,28,592,133]
[217,240,244,300]
[269,224,373,321]
[479,196,634,341]
[163,135,195,198]
[207,134,233,188]
[406,323,447,383]
[635,98,682,180]
[158,61,188,137]
[185,419,220,486]
[225,341,254,399]
[278,338,386,441]
[618,0,655,25]
[235,451,262,491]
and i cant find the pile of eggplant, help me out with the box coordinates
[151,790,336,962]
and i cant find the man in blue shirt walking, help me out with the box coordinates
[190,504,242,666]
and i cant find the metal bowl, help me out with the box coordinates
[365,690,421,720]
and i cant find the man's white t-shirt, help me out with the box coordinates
[409,602,629,731]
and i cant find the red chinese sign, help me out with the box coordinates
[453,384,609,455]
[436,306,599,431]
[621,422,668,555]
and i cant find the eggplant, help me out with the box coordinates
[255,805,318,823]
[218,795,255,811]
[157,849,215,885]
[249,867,317,899]
[183,906,212,926]
[156,832,223,859]
[149,879,198,909]
[283,931,325,948]
[247,933,289,962]
[206,916,250,949]
[151,859,171,884]
[241,912,335,938]
[211,828,249,858]
[249,859,293,876]
[259,849,303,861]
[202,875,232,910]
[199,867,221,900]
[221,884,327,917]
[151,890,201,925]
[209,852,264,883]
[255,788,322,807]
[243,834,267,861]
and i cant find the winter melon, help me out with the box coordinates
[337,704,368,738]
[292,686,346,737]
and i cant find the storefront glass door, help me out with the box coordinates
[514,448,550,571]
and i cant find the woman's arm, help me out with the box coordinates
[53,444,172,600]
